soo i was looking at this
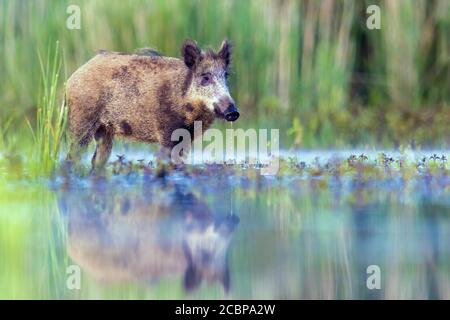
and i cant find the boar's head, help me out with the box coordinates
[182,39,239,122]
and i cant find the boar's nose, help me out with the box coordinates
[224,104,240,122]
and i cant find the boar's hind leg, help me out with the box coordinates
[91,124,114,171]
[66,131,94,164]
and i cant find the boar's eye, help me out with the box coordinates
[200,73,212,86]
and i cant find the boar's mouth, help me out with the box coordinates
[213,104,225,119]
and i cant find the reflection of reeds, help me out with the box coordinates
[237,179,450,299]
[0,185,68,298]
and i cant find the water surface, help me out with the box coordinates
[0,151,449,299]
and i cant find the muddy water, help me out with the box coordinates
[0,151,450,299]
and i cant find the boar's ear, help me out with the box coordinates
[218,39,232,67]
[182,39,201,69]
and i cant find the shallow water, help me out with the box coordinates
[1,151,450,299]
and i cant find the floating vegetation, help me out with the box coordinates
[47,152,450,196]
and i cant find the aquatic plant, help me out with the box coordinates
[27,41,67,176]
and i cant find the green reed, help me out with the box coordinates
[27,41,67,176]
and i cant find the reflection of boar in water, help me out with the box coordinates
[66,39,239,171]
[59,186,239,292]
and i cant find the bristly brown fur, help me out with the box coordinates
[66,39,231,169]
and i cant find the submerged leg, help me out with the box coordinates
[91,125,114,173]
[155,146,172,162]
[159,138,191,165]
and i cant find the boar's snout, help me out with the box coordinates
[224,104,239,122]
[213,97,239,122]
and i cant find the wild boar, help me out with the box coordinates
[59,184,239,292]
[65,39,239,170]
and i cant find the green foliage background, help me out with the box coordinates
[0,0,449,149]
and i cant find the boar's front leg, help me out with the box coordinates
[91,124,114,172]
